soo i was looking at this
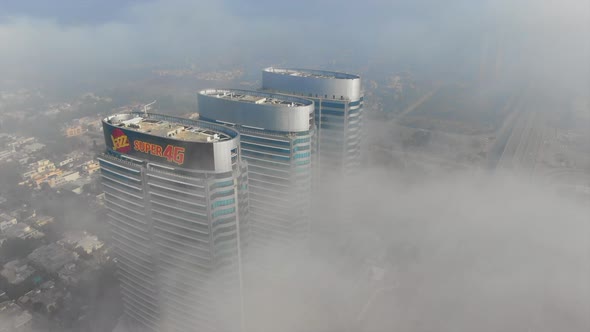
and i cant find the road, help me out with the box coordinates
[485,94,524,169]
[490,88,547,177]
[394,85,441,120]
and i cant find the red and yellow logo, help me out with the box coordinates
[111,128,131,153]
[134,140,185,165]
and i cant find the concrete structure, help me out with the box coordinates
[99,112,249,332]
[1,260,37,286]
[9,209,35,224]
[34,160,55,173]
[0,213,17,233]
[0,148,15,161]
[58,158,75,167]
[57,262,99,287]
[31,170,62,188]
[27,243,78,275]
[59,231,104,254]
[28,215,54,228]
[262,67,363,178]
[48,171,80,188]
[82,160,100,175]
[0,301,33,332]
[65,125,85,137]
[21,143,44,154]
[198,89,314,271]
[2,224,44,240]
[18,281,65,315]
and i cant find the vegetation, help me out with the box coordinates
[0,238,43,264]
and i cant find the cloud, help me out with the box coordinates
[0,0,147,25]
[265,170,590,332]
[0,0,587,90]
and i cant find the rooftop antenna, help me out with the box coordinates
[143,100,157,115]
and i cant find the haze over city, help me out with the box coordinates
[0,1,588,331]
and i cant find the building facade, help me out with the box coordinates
[262,67,363,179]
[197,89,314,271]
[99,112,248,332]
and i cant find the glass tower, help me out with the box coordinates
[99,112,248,332]
[197,89,314,273]
[261,67,363,180]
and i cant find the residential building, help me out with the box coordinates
[58,262,100,287]
[0,148,15,161]
[0,301,33,332]
[32,169,62,188]
[27,243,78,275]
[28,215,54,228]
[1,260,37,286]
[48,171,80,188]
[82,160,100,175]
[21,143,45,154]
[0,213,17,233]
[34,160,56,173]
[59,231,104,254]
[58,158,75,167]
[2,224,44,240]
[18,281,66,315]
[65,125,85,137]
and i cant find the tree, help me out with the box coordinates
[82,183,94,195]
[402,129,432,148]
[32,301,46,314]
[0,238,42,263]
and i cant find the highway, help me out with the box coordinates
[491,88,548,177]
[356,86,589,331]
[485,94,525,170]
[394,85,441,120]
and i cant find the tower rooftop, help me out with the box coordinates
[104,113,234,143]
[200,89,312,107]
[263,67,360,80]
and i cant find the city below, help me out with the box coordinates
[0,3,588,331]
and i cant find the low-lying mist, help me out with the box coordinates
[246,168,589,332]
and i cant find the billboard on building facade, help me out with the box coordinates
[102,122,215,171]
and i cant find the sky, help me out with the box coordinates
[0,0,588,90]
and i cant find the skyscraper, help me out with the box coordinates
[197,89,314,272]
[261,67,363,180]
[99,112,248,332]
